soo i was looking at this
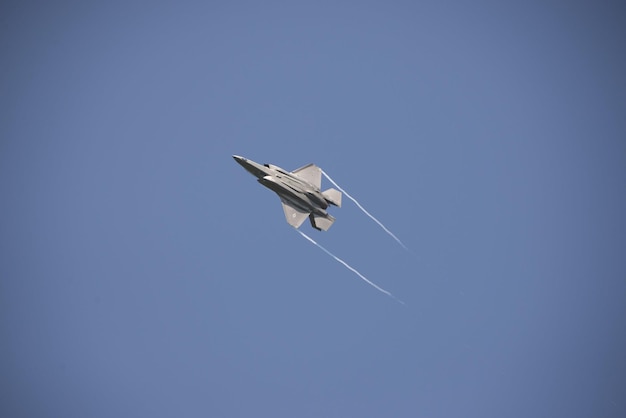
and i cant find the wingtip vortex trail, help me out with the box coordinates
[295,229,404,304]
[321,170,410,252]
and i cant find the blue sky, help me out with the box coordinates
[2,1,625,417]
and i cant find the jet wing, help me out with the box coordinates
[291,163,321,188]
[279,197,310,228]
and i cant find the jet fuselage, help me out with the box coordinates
[233,155,329,215]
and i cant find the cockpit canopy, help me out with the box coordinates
[264,163,286,173]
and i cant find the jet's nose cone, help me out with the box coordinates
[234,155,254,172]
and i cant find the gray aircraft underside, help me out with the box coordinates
[233,155,342,230]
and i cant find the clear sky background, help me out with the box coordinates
[2,1,625,417]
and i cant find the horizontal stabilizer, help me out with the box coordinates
[322,188,342,207]
[310,213,335,231]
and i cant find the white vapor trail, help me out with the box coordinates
[296,229,404,304]
[321,170,409,251]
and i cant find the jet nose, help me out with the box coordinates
[233,155,254,171]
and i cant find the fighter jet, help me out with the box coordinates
[233,155,342,230]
